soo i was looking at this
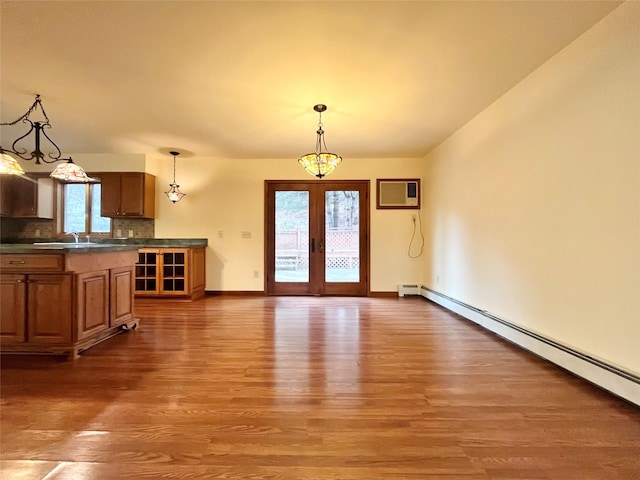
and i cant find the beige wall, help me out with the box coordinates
[422,2,639,374]
[154,156,425,292]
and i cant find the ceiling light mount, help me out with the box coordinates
[298,104,342,179]
[165,150,186,203]
[0,94,91,182]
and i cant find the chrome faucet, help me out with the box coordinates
[69,232,79,243]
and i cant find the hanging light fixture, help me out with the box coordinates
[0,149,25,175]
[50,158,95,182]
[298,104,342,179]
[0,94,90,182]
[165,151,186,203]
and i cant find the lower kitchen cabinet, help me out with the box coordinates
[76,270,109,341]
[111,266,134,326]
[0,274,27,343]
[135,247,205,300]
[0,249,138,357]
[1,274,73,345]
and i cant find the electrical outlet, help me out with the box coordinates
[253,270,259,278]
[128,229,134,238]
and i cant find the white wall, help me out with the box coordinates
[422,2,639,375]
[154,156,425,292]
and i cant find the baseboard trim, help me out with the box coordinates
[369,291,399,298]
[205,290,265,296]
[421,286,640,407]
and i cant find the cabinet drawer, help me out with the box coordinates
[0,255,64,272]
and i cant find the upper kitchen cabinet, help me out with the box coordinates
[99,172,155,219]
[0,175,54,219]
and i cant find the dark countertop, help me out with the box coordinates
[1,238,208,251]
[0,243,142,254]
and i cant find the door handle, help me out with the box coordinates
[311,238,315,253]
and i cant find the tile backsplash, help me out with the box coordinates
[0,217,154,240]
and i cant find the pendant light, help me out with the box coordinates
[298,104,342,179]
[165,151,186,203]
[0,94,90,182]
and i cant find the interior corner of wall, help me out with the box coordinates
[144,154,160,176]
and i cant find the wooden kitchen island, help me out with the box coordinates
[0,243,140,358]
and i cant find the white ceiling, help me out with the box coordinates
[0,0,623,161]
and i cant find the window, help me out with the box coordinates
[61,183,111,235]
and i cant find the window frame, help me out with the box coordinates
[55,179,112,238]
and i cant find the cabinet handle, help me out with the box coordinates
[16,279,24,283]
[9,260,26,264]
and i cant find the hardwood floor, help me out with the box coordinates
[1,296,639,479]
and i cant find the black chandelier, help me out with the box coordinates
[0,94,90,182]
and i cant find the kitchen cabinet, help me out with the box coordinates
[99,172,155,218]
[1,273,72,345]
[0,175,53,218]
[0,248,138,357]
[0,274,27,343]
[76,270,109,341]
[135,247,205,300]
[0,176,13,216]
[110,266,135,326]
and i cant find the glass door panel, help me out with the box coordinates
[275,191,309,283]
[325,191,359,283]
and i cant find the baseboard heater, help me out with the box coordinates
[420,286,640,407]
[398,284,420,297]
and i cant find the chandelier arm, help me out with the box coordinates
[9,123,37,161]
[39,123,63,162]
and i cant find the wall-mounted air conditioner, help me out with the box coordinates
[376,178,420,209]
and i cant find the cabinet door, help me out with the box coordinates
[11,176,38,217]
[0,176,14,216]
[0,274,27,344]
[27,274,72,344]
[76,270,109,341]
[111,266,134,326]
[99,173,122,217]
[160,249,189,295]
[119,173,145,216]
[135,249,160,294]
[191,247,206,299]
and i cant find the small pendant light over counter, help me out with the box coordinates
[165,150,186,203]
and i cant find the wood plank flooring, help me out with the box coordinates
[1,296,639,479]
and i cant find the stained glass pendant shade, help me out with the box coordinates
[50,158,94,182]
[298,104,342,179]
[0,151,26,175]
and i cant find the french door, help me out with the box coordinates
[265,180,369,296]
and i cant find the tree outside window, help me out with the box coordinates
[62,183,111,234]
